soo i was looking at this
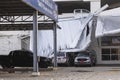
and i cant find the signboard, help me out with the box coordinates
[22,0,58,22]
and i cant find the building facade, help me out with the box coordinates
[94,35,120,65]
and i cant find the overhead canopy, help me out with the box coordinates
[0,0,119,16]
[0,0,58,30]
[96,7,120,37]
[99,7,120,16]
[0,0,36,16]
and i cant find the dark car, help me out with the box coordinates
[0,50,52,69]
[74,50,96,66]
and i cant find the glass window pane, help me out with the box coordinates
[111,48,118,54]
[111,55,118,60]
[101,36,120,46]
[102,55,110,60]
[102,49,110,55]
[57,52,65,56]
[112,36,120,46]
[77,52,89,57]
[118,55,120,60]
[102,48,119,61]
[101,36,111,46]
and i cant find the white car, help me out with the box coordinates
[52,52,69,65]
[74,51,96,66]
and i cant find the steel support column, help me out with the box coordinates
[33,11,39,74]
[53,22,57,67]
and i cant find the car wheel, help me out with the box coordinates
[1,65,7,69]
[43,64,48,68]
[89,62,93,67]
[74,64,79,67]
[66,62,70,67]
[93,62,96,66]
[2,65,14,69]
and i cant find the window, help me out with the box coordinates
[101,37,111,46]
[57,52,65,56]
[101,36,120,46]
[102,48,119,61]
[102,49,110,60]
[77,52,89,57]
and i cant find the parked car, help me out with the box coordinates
[0,50,52,69]
[74,50,96,66]
[52,52,69,66]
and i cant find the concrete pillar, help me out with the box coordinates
[90,0,101,65]
[32,11,40,76]
[90,0,101,13]
[53,22,57,67]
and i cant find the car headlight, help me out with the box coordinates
[86,59,90,62]
[74,58,78,62]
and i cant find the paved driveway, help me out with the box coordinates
[0,66,120,80]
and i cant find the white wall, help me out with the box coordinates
[0,31,30,55]
[0,36,21,55]
[90,0,101,13]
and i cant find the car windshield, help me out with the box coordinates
[57,52,65,56]
[77,52,89,57]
